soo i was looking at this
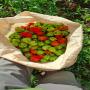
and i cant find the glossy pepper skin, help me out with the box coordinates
[15,27,25,33]
[9,22,69,63]
[21,38,31,44]
[51,40,60,46]
[55,35,63,39]
[38,36,48,41]
[31,55,43,62]
[20,32,32,38]
[30,27,44,35]
[30,48,37,54]
[9,32,21,39]
[11,39,20,47]
[58,38,67,44]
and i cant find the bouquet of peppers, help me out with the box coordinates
[9,22,69,63]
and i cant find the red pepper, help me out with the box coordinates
[30,55,43,62]
[20,32,32,38]
[38,36,48,41]
[39,55,44,59]
[30,49,37,54]
[30,27,42,33]
[55,35,63,39]
[30,27,42,32]
[30,27,44,35]
[51,40,60,46]
[58,38,67,44]
[36,31,44,36]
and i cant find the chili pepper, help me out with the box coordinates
[20,32,32,38]
[51,40,60,46]
[30,27,42,32]
[31,55,43,62]
[9,22,69,63]
[39,54,44,59]
[55,35,63,39]
[37,50,44,55]
[42,45,51,50]
[38,36,48,41]
[30,48,37,54]
[36,31,44,36]
[30,27,44,35]
[58,38,67,44]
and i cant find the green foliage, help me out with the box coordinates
[0,0,90,89]
[30,75,39,87]
[56,0,90,89]
[31,70,40,88]
[0,0,57,17]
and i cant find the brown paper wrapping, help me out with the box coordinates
[0,11,83,71]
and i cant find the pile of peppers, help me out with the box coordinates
[9,22,70,63]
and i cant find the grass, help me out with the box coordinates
[0,0,90,89]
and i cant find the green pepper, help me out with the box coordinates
[30,41,37,46]
[42,23,49,28]
[40,59,48,63]
[47,27,55,32]
[19,42,28,48]
[48,47,56,53]
[42,23,55,31]
[9,32,21,39]
[54,30,62,35]
[42,45,51,50]
[31,46,39,49]
[55,45,64,49]
[61,31,70,36]
[21,38,31,44]
[49,37,57,41]
[49,56,57,61]
[37,50,44,55]
[21,47,30,52]
[34,22,43,27]
[38,42,44,46]
[43,55,50,61]
[11,39,20,47]
[32,35,38,39]
[46,32,54,36]
[15,27,25,33]
[45,40,51,44]
[54,50,64,56]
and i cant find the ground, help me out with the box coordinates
[0,0,90,90]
